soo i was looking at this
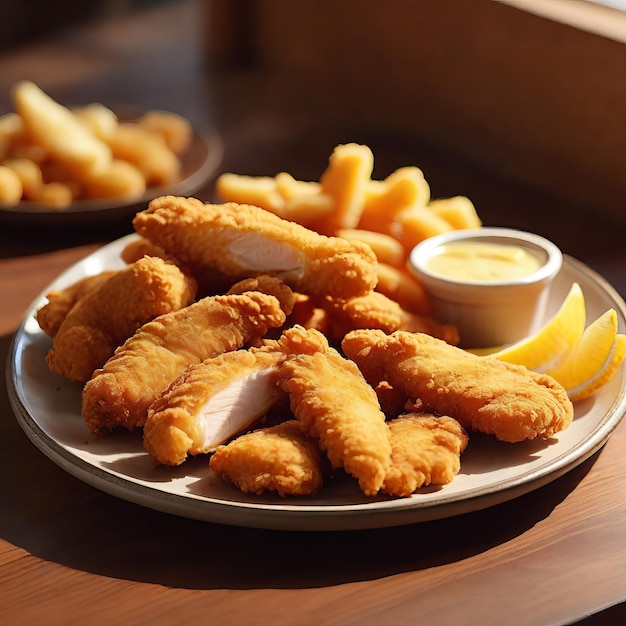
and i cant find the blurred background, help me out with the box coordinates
[0,1,182,49]
[1,0,625,293]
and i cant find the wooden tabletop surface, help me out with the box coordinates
[1,2,625,624]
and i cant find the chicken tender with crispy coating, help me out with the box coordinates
[382,413,469,497]
[82,280,293,435]
[225,274,296,316]
[374,262,433,316]
[322,291,459,345]
[210,420,325,497]
[144,345,287,466]
[276,326,391,496]
[341,330,573,443]
[45,256,197,382]
[36,270,116,337]
[132,196,378,300]
[121,236,234,297]
[285,294,331,336]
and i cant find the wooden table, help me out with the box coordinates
[1,2,625,624]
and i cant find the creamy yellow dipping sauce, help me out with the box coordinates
[426,241,542,282]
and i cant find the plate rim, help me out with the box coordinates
[7,240,626,531]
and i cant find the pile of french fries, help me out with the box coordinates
[0,81,193,209]
[216,143,482,315]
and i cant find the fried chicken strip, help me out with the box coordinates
[383,413,469,497]
[322,290,459,345]
[341,330,573,443]
[132,196,378,299]
[82,278,293,436]
[276,326,391,496]
[45,256,197,382]
[144,346,287,466]
[121,236,234,297]
[36,270,116,337]
[210,420,325,497]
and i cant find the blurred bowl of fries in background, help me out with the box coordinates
[0,81,222,226]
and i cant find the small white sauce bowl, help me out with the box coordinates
[408,227,563,348]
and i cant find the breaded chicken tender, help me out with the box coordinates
[225,274,296,316]
[382,413,469,497]
[36,270,116,337]
[82,280,293,436]
[132,196,378,299]
[322,290,459,345]
[144,346,287,466]
[210,420,325,497]
[276,326,391,496]
[120,236,171,265]
[285,294,331,336]
[121,236,234,297]
[45,257,197,382]
[341,330,573,443]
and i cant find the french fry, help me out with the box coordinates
[107,123,179,186]
[315,143,374,233]
[27,182,74,208]
[1,82,194,209]
[74,103,119,142]
[0,112,24,160]
[282,193,334,225]
[0,165,22,204]
[275,171,321,197]
[359,166,430,234]
[215,173,284,213]
[138,109,193,155]
[275,172,334,223]
[39,159,82,197]
[394,206,455,251]
[12,81,112,177]
[429,196,482,230]
[2,158,43,198]
[80,160,146,200]
[336,228,406,267]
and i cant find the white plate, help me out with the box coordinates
[7,235,626,531]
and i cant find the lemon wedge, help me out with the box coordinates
[546,308,617,387]
[554,331,626,402]
[487,282,586,373]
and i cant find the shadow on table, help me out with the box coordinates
[0,331,599,590]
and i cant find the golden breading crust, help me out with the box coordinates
[225,274,296,317]
[82,283,293,436]
[143,346,287,466]
[209,420,325,497]
[121,236,235,297]
[382,413,469,497]
[341,329,574,443]
[36,270,116,337]
[276,326,391,496]
[44,257,197,382]
[321,290,459,345]
[132,196,378,299]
